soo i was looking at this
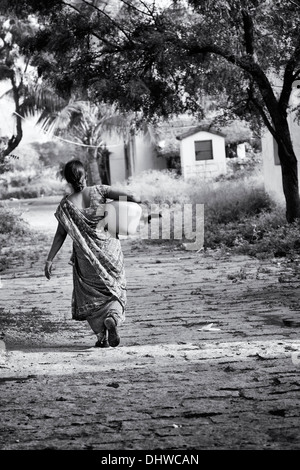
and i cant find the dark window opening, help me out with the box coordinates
[195,140,213,161]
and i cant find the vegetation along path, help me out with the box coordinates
[1,197,300,450]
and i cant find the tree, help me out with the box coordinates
[3,0,300,221]
[0,10,67,167]
[38,100,131,185]
[0,15,30,161]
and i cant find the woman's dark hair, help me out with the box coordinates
[64,160,86,192]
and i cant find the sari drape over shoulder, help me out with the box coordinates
[55,185,126,322]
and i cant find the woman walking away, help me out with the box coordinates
[44,159,141,348]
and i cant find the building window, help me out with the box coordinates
[195,140,213,161]
[273,139,280,166]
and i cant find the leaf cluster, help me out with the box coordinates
[3,0,300,124]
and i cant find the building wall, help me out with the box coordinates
[180,131,227,179]
[103,131,126,184]
[133,134,167,174]
[262,112,300,204]
[106,131,167,184]
[108,142,127,184]
[261,130,284,203]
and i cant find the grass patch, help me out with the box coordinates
[117,169,298,259]
[0,203,50,272]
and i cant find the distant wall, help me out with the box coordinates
[106,131,167,184]
[262,112,300,204]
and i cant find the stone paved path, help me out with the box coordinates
[1,200,300,450]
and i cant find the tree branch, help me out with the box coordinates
[293,68,300,79]
[119,0,154,17]
[248,88,276,138]
[186,41,281,120]
[63,0,134,45]
[242,9,254,56]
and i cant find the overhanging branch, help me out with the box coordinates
[247,88,276,138]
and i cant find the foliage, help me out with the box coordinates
[3,0,300,219]
[119,169,191,204]
[35,100,134,185]
[31,140,82,167]
[224,150,262,176]
[0,202,50,272]
[0,6,69,161]
[235,216,300,259]
[5,0,299,125]
[0,165,66,199]
[0,204,28,235]
[2,0,300,221]
[119,167,300,258]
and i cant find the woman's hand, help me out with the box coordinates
[44,261,53,280]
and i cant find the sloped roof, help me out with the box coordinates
[176,126,226,141]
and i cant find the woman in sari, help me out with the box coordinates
[44,160,141,348]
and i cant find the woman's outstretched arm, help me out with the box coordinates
[106,187,141,204]
[44,222,68,279]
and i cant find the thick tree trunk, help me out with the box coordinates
[242,59,300,222]
[279,153,300,223]
[276,126,300,222]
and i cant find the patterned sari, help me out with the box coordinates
[55,185,126,335]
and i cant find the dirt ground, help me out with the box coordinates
[1,196,300,452]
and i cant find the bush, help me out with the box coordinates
[119,169,300,259]
[191,179,274,225]
[0,205,29,235]
[117,169,191,204]
[0,205,30,271]
[0,167,66,200]
[236,216,300,258]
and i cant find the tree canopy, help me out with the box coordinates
[2,0,300,219]
[3,0,299,126]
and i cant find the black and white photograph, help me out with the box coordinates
[1,0,300,456]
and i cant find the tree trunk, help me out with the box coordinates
[279,151,300,223]
[276,124,300,222]
[97,148,111,185]
[244,60,300,222]
[1,74,23,163]
[86,148,102,186]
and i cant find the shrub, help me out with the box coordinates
[0,167,66,200]
[117,169,191,204]
[0,205,29,235]
[120,170,286,257]
[187,176,273,223]
[236,216,300,259]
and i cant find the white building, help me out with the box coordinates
[176,127,227,180]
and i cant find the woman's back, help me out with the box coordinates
[67,186,92,210]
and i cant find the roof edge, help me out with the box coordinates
[176,126,226,140]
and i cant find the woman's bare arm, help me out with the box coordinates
[45,222,68,279]
[106,187,141,204]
